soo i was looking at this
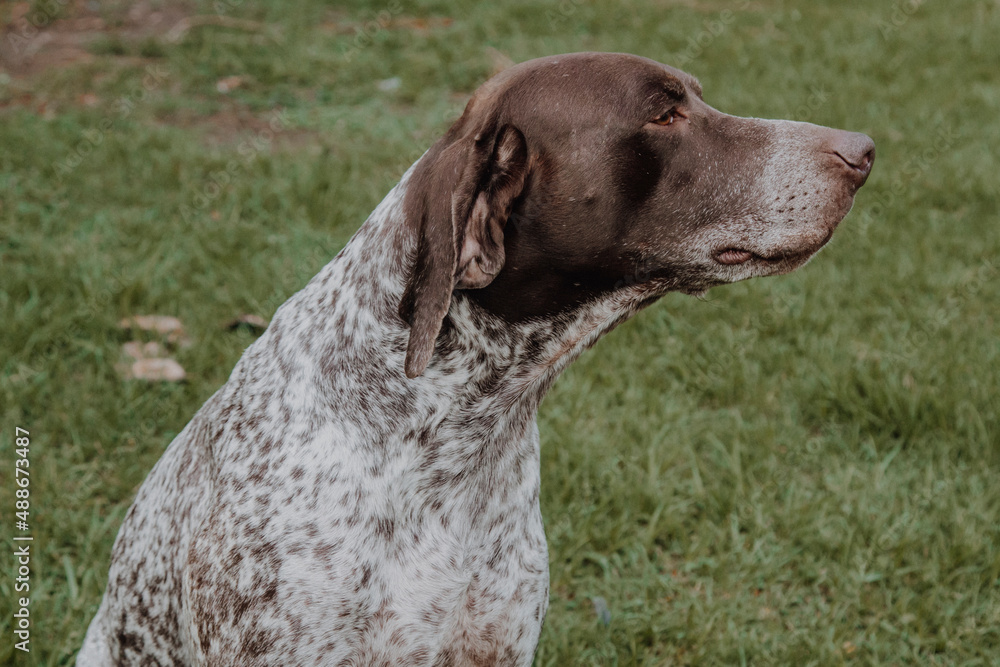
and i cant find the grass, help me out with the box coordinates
[1,0,998,664]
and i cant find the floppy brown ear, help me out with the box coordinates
[399,124,529,379]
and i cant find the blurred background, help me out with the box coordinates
[1,0,998,664]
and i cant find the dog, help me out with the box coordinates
[78,52,873,666]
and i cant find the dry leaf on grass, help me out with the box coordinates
[223,314,269,334]
[164,15,280,44]
[119,314,192,347]
[119,314,183,334]
[128,358,187,382]
[391,16,454,34]
[376,77,401,92]
[216,75,245,93]
[118,337,185,382]
[122,340,165,360]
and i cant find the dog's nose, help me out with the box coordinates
[828,131,875,186]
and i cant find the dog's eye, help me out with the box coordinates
[652,107,682,126]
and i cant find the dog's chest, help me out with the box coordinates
[292,493,550,665]
[186,413,550,665]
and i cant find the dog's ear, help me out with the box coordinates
[399,123,528,379]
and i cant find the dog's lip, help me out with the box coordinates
[715,229,835,267]
[714,245,817,266]
[716,248,755,265]
[715,248,754,265]
[714,247,798,265]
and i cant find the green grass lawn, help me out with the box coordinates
[1,0,998,664]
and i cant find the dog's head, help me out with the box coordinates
[400,52,874,378]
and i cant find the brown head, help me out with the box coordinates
[399,52,874,378]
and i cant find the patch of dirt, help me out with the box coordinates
[318,13,454,36]
[0,0,190,78]
[0,1,314,148]
[155,105,318,150]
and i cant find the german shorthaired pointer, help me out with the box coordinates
[79,52,873,666]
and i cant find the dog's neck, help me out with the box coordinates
[270,171,648,440]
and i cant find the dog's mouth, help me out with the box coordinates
[716,248,755,265]
[714,247,813,266]
[715,228,836,269]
